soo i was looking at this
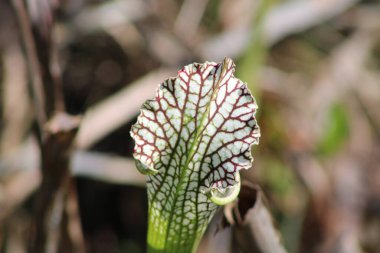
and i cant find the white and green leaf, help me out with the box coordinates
[131,58,260,253]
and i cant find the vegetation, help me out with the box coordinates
[0,0,380,253]
[131,58,259,252]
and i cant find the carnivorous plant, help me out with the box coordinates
[131,58,260,253]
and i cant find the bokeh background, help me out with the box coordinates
[0,0,380,252]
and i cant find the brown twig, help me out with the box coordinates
[11,0,46,130]
[10,0,83,252]
[59,180,85,253]
[32,113,81,253]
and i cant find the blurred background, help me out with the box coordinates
[0,0,380,252]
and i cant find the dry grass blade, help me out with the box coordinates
[0,144,145,224]
[174,0,209,41]
[72,151,145,186]
[0,44,32,154]
[75,68,174,149]
[0,168,40,223]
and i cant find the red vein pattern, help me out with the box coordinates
[131,58,260,252]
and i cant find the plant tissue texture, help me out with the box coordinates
[131,58,260,253]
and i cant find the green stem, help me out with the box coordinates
[147,202,216,253]
[146,174,241,253]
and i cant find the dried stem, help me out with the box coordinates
[223,182,287,253]
[10,0,83,252]
[11,0,46,130]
